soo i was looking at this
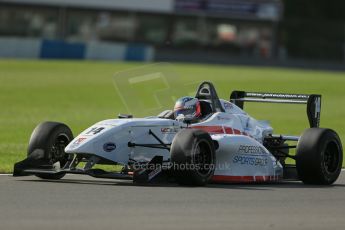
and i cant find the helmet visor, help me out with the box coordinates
[174,108,195,117]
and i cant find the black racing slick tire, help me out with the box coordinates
[28,121,73,180]
[170,129,215,186]
[296,128,343,185]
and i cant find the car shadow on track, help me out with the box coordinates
[17,177,345,191]
[209,181,345,189]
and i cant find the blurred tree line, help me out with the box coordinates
[282,0,345,61]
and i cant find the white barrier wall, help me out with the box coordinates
[0,37,155,61]
[0,37,41,59]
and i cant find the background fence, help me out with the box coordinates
[0,0,344,65]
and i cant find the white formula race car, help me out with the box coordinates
[14,82,343,185]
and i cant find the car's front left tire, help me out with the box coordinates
[170,129,215,186]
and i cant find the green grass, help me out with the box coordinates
[0,59,345,172]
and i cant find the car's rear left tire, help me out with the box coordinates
[170,129,215,186]
[28,121,73,180]
[296,128,343,185]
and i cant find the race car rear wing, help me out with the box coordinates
[230,91,321,128]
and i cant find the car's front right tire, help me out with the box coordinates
[28,121,73,180]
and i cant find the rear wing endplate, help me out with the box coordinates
[230,91,321,128]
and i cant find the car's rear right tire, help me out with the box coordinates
[296,128,343,185]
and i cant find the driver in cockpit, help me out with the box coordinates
[173,96,203,122]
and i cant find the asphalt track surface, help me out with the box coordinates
[1,173,345,230]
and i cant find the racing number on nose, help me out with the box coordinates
[86,127,105,135]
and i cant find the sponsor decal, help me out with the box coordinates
[232,145,268,167]
[238,145,266,155]
[247,92,308,99]
[217,116,231,121]
[148,167,162,181]
[69,137,87,149]
[103,142,116,152]
[233,155,268,166]
[73,137,87,145]
[161,127,179,133]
